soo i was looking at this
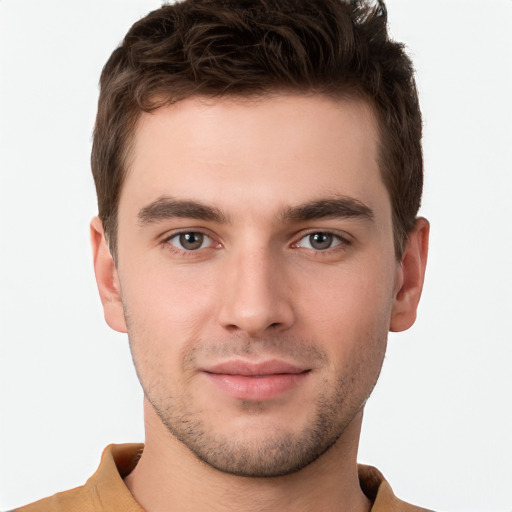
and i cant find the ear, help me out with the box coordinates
[389,217,430,332]
[90,216,127,333]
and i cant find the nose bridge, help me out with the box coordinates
[218,240,294,336]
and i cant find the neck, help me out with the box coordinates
[124,400,371,512]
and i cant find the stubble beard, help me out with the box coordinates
[129,332,386,478]
[148,375,354,477]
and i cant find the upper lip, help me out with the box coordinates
[203,359,309,376]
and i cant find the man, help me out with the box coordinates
[14,0,430,510]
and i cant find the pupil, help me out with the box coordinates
[310,233,332,250]
[180,232,203,250]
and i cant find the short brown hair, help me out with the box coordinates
[91,0,422,258]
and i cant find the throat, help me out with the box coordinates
[123,403,371,512]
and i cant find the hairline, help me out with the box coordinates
[105,89,405,263]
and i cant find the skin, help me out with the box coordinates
[91,94,429,511]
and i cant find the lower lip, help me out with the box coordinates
[205,372,309,401]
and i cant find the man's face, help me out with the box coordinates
[109,94,403,476]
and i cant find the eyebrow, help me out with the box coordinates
[279,197,374,223]
[138,196,228,225]
[137,195,373,226]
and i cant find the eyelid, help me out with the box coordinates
[158,227,352,254]
[291,229,352,250]
[161,228,222,252]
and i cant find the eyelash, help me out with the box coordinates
[292,230,351,252]
[162,230,221,255]
[161,229,351,255]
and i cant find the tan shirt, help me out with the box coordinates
[13,444,433,511]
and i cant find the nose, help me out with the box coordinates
[217,246,295,337]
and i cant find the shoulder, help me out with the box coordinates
[359,464,435,512]
[10,444,144,512]
[9,484,92,512]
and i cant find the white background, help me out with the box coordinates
[1,1,511,510]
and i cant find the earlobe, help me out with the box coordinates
[389,217,430,332]
[90,217,127,333]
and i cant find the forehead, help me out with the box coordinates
[120,94,387,221]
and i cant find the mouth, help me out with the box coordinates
[202,360,311,401]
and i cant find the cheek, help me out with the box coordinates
[121,261,218,335]
[295,259,394,385]
[119,267,214,388]
[298,260,395,334]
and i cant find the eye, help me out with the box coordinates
[167,232,213,251]
[295,232,343,251]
